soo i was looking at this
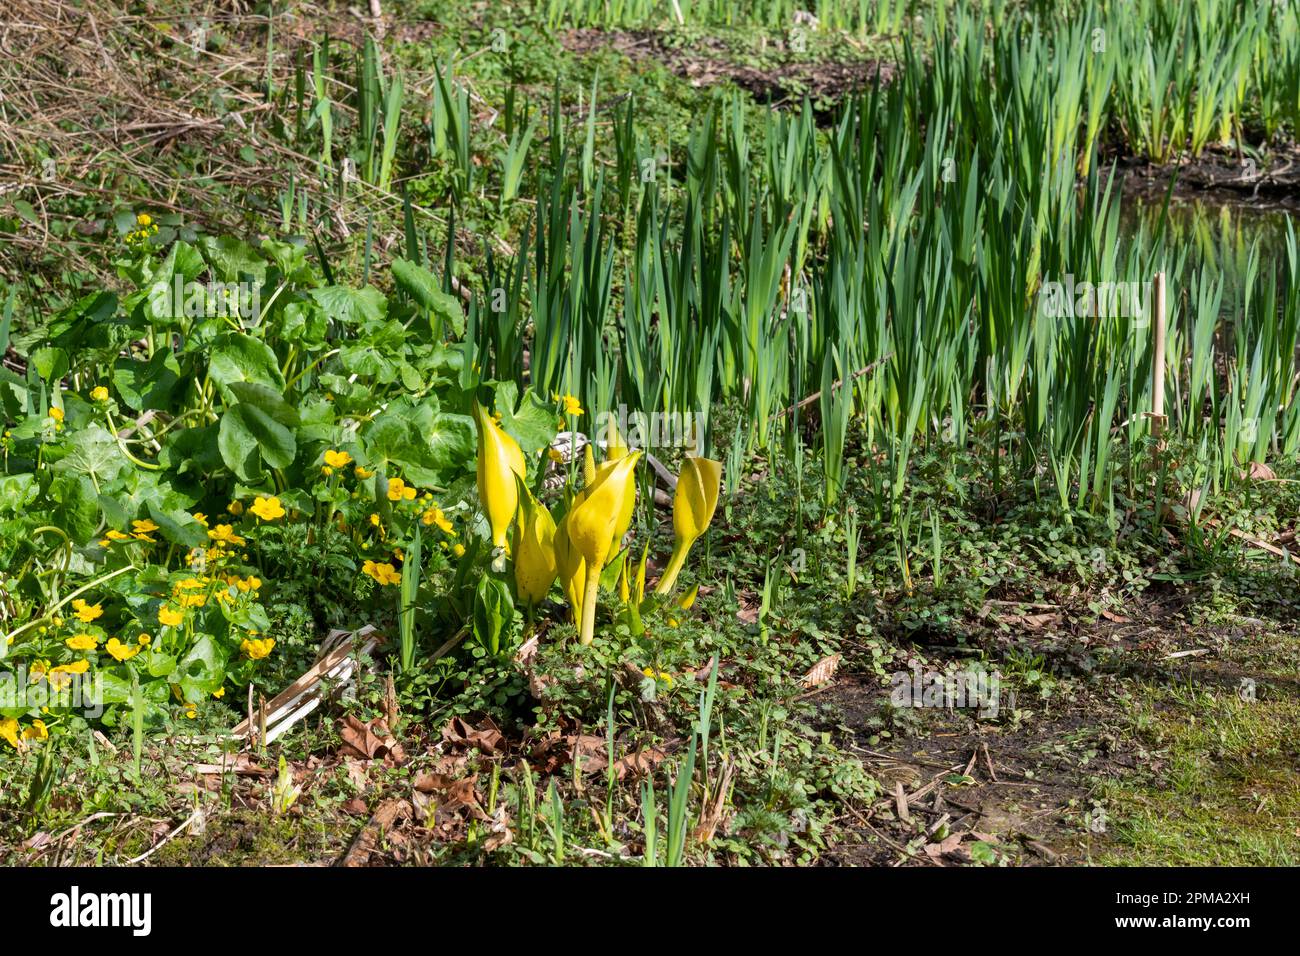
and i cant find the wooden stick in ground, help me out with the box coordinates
[770,353,893,423]
[1151,271,1167,438]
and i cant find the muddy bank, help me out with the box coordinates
[562,28,892,109]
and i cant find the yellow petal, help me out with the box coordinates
[513,489,558,607]
[554,513,587,624]
[673,457,722,544]
[473,401,527,549]
[655,457,722,595]
[634,539,650,604]
[567,452,640,571]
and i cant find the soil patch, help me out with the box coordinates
[815,669,1124,866]
[562,28,892,109]
[1117,144,1300,210]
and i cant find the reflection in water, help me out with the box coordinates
[1121,191,1294,295]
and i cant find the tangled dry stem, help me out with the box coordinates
[0,0,468,302]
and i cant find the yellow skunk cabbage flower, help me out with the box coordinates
[567,452,641,644]
[554,514,586,625]
[473,401,526,551]
[608,453,639,556]
[582,442,597,486]
[514,487,558,608]
[655,456,722,595]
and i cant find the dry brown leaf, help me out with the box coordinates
[923,832,965,859]
[193,753,270,776]
[529,731,609,775]
[338,714,405,763]
[514,635,554,699]
[342,757,372,792]
[412,772,459,793]
[798,653,841,689]
[442,716,504,754]
[736,597,760,625]
[691,757,735,844]
[514,634,540,666]
[341,798,414,867]
[614,741,679,780]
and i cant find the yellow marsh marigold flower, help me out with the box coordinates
[642,667,674,686]
[386,477,417,502]
[71,599,103,623]
[65,633,99,651]
[324,449,352,469]
[0,718,20,750]
[48,660,89,688]
[105,637,140,662]
[192,512,209,527]
[91,386,109,402]
[241,636,275,660]
[49,406,64,423]
[228,500,244,516]
[558,393,584,417]
[105,529,130,542]
[158,606,184,627]
[362,560,401,586]
[452,542,466,558]
[213,687,225,699]
[136,213,152,226]
[137,633,151,645]
[250,495,285,521]
[22,719,48,741]
[421,507,454,534]
[208,524,246,546]
[355,465,374,480]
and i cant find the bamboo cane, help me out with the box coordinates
[1152,271,1167,438]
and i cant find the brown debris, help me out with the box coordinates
[338,714,406,764]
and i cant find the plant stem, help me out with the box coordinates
[654,538,691,596]
[579,575,600,645]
